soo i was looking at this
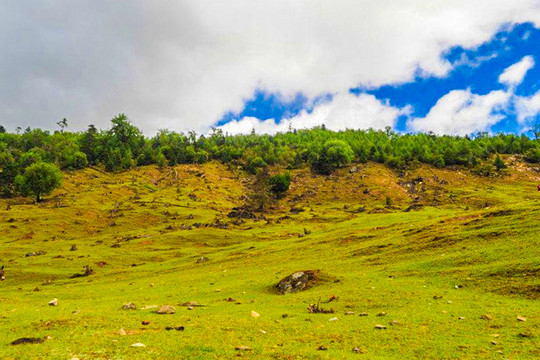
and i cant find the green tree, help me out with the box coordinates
[312,140,354,174]
[493,154,506,171]
[15,162,63,202]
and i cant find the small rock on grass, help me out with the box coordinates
[345,311,355,315]
[376,312,386,317]
[141,320,150,325]
[317,346,328,350]
[119,329,127,336]
[122,303,136,310]
[480,314,493,320]
[250,311,260,318]
[165,326,185,331]
[517,316,526,322]
[235,345,252,351]
[48,299,58,306]
[157,305,176,314]
[11,338,44,345]
[375,324,387,329]
[358,312,368,317]
[491,340,499,345]
[131,343,145,347]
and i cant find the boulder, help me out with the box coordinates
[276,270,318,294]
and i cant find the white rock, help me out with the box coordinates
[329,317,338,321]
[250,311,260,318]
[48,299,58,306]
[131,343,145,347]
[119,329,127,336]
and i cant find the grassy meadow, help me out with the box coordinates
[0,160,539,359]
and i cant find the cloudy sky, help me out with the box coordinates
[2,1,540,136]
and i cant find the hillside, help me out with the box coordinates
[0,160,539,359]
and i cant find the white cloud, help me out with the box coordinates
[515,90,540,124]
[219,93,408,135]
[1,1,540,134]
[498,55,535,87]
[407,89,510,135]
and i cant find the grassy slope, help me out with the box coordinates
[0,159,539,359]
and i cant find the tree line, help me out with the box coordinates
[1,114,539,199]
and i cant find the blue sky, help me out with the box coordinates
[219,22,540,136]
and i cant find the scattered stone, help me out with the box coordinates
[11,337,44,345]
[276,270,318,294]
[196,257,209,264]
[317,346,328,350]
[235,345,252,351]
[71,265,94,278]
[96,261,107,267]
[329,317,338,321]
[433,295,443,299]
[70,245,77,251]
[250,311,260,318]
[165,326,184,331]
[480,314,493,320]
[458,317,465,320]
[376,312,387,317]
[181,301,203,307]
[157,305,176,314]
[518,332,534,338]
[48,298,58,306]
[131,343,145,347]
[142,305,158,310]
[141,320,150,325]
[122,303,137,310]
[358,312,368,317]
[375,324,387,329]
[345,311,355,315]
[119,329,127,336]
[517,316,527,322]
[259,329,266,334]
[491,340,498,345]
[390,320,401,326]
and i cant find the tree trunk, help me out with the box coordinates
[36,193,41,202]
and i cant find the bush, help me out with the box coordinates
[247,156,268,174]
[269,171,291,196]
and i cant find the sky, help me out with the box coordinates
[1,1,540,137]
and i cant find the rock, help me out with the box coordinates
[490,340,498,345]
[196,257,209,264]
[317,346,328,350]
[390,320,401,326]
[329,317,338,321]
[142,305,158,310]
[276,270,318,294]
[122,302,137,310]
[458,317,465,320]
[358,312,368,317]
[181,301,201,307]
[376,312,386,317]
[235,345,252,351]
[165,326,185,331]
[517,316,527,322]
[131,343,145,347]
[250,311,260,318]
[11,337,44,345]
[375,324,387,329]
[141,320,150,325]
[518,332,534,338]
[345,311,355,315]
[480,314,493,320]
[48,298,58,306]
[157,305,176,314]
[119,329,127,336]
[70,245,77,251]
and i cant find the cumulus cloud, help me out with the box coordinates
[498,55,535,87]
[407,55,535,135]
[219,93,408,135]
[515,90,540,124]
[407,89,510,135]
[1,1,540,134]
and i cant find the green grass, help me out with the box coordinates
[0,161,539,359]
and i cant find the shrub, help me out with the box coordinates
[269,171,292,196]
